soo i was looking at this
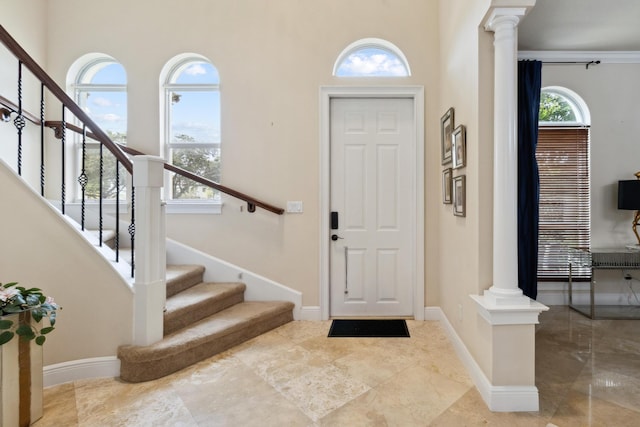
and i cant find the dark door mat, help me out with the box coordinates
[328,319,410,338]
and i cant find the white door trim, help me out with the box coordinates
[319,86,425,320]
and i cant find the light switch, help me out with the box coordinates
[287,201,303,213]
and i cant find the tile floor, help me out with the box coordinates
[34,306,640,426]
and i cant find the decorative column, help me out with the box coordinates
[470,6,548,412]
[132,155,166,346]
[484,8,530,305]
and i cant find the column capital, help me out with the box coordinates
[484,7,527,32]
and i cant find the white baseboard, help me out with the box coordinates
[424,306,442,320]
[424,306,540,412]
[297,306,321,321]
[44,356,120,387]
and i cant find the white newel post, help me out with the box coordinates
[132,155,166,346]
[470,6,549,412]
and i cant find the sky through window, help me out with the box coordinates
[335,47,409,77]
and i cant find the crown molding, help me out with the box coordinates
[518,50,640,64]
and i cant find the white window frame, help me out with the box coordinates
[537,86,591,281]
[161,55,222,214]
[333,38,412,77]
[68,55,128,213]
[539,86,591,127]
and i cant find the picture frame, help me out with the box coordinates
[451,124,466,169]
[442,168,452,204]
[440,107,454,165]
[453,175,466,217]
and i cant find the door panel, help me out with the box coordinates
[330,98,414,317]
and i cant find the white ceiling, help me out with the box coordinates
[518,0,640,51]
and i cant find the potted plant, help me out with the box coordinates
[0,282,59,345]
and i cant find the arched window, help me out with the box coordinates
[537,86,591,281]
[333,38,411,77]
[161,55,221,202]
[539,86,590,125]
[69,54,127,201]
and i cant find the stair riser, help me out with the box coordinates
[164,292,244,336]
[166,270,205,297]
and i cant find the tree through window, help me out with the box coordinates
[72,57,127,200]
[163,57,221,200]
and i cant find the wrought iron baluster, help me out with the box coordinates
[78,125,88,230]
[115,159,120,262]
[129,184,135,277]
[61,107,66,215]
[40,83,45,196]
[99,143,104,246]
[15,61,25,175]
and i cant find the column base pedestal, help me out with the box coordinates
[470,293,548,412]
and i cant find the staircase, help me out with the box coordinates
[0,24,294,385]
[118,264,294,383]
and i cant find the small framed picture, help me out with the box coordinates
[442,168,452,204]
[453,175,466,217]
[440,107,454,165]
[452,125,466,169]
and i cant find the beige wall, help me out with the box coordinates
[0,160,134,365]
[40,0,442,307]
[540,63,640,248]
[538,63,640,297]
[0,0,508,368]
[0,0,48,189]
[437,0,494,364]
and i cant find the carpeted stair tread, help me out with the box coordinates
[166,264,205,297]
[163,281,246,335]
[119,301,294,382]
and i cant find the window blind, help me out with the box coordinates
[536,127,591,281]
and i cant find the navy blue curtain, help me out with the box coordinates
[517,60,542,300]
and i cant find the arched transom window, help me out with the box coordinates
[333,38,411,77]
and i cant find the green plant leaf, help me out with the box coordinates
[32,309,44,323]
[40,326,55,335]
[16,324,35,340]
[35,336,46,346]
[0,331,15,345]
[0,319,13,330]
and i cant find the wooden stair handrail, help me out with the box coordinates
[0,94,40,124]
[0,24,132,173]
[45,121,285,215]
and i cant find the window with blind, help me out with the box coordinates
[536,127,591,280]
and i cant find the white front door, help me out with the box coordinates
[330,98,414,317]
